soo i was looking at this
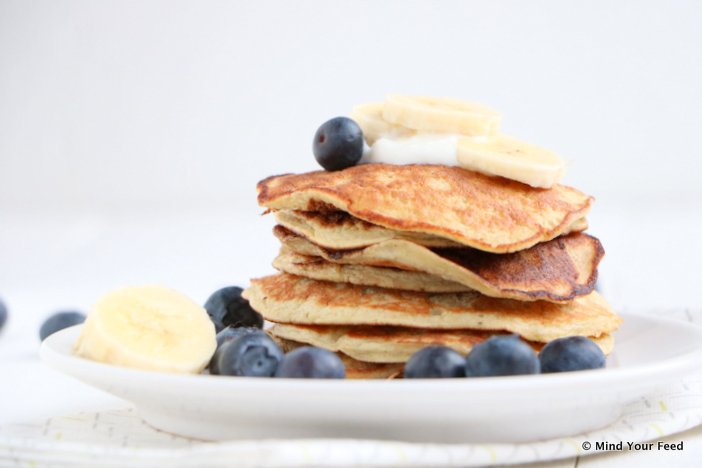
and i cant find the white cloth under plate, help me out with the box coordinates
[1,376,701,468]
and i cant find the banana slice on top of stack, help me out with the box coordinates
[352,95,565,189]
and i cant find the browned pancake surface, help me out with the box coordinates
[258,164,593,252]
[433,232,604,301]
[274,226,604,302]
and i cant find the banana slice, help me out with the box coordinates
[350,103,414,145]
[74,286,216,374]
[456,135,566,188]
[382,95,501,136]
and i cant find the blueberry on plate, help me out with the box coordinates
[204,286,263,333]
[313,117,364,171]
[0,298,7,332]
[39,311,86,341]
[275,346,346,379]
[404,346,465,378]
[215,330,283,377]
[209,326,260,375]
[465,335,540,377]
[539,336,606,373]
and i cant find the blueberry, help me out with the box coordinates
[275,346,345,379]
[539,336,606,373]
[404,346,466,378]
[312,117,364,171]
[209,326,259,375]
[204,286,263,333]
[215,330,283,377]
[215,326,260,347]
[465,335,540,377]
[39,311,86,341]
[0,299,7,332]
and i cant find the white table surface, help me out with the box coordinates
[1,201,701,466]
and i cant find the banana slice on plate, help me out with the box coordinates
[74,286,216,374]
[457,135,566,188]
[350,103,415,145]
[382,95,501,136]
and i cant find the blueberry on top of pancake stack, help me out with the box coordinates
[243,97,622,379]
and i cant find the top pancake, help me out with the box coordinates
[258,164,593,253]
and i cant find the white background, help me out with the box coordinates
[1,0,702,451]
[2,0,702,211]
[2,0,701,308]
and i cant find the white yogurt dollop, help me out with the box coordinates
[362,134,460,166]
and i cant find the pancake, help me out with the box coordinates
[242,274,621,342]
[276,209,465,249]
[274,226,603,303]
[276,209,588,250]
[277,337,403,379]
[270,323,615,363]
[273,248,470,293]
[258,164,593,253]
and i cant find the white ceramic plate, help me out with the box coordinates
[41,312,702,443]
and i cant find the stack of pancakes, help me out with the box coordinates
[243,164,622,378]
